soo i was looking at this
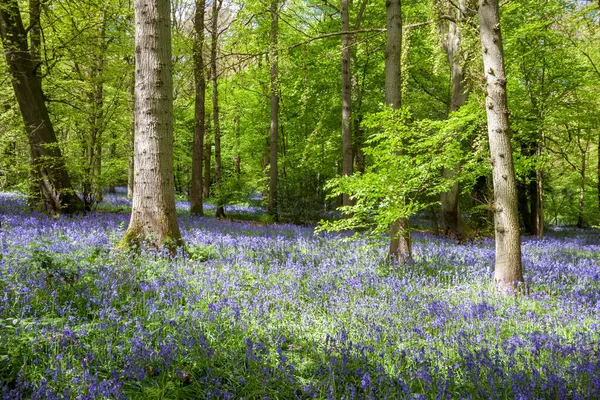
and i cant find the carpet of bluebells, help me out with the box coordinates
[1,191,599,399]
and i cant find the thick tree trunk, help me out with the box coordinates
[268,0,279,219]
[211,0,225,218]
[439,0,471,241]
[127,57,135,199]
[190,0,206,216]
[341,0,353,208]
[0,0,83,214]
[121,0,182,248]
[386,0,411,263]
[478,0,524,292]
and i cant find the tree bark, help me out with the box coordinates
[478,0,524,292]
[341,0,353,209]
[386,0,411,263]
[439,0,471,241]
[121,0,182,248]
[211,0,225,218]
[0,0,84,214]
[268,0,279,220]
[190,0,206,216]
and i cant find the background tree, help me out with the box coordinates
[190,0,206,216]
[0,0,84,214]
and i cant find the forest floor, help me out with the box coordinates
[1,191,599,399]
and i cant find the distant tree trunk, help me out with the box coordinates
[268,0,279,220]
[121,0,182,248]
[386,0,411,263]
[478,0,524,292]
[439,0,471,241]
[517,176,531,233]
[577,150,586,228]
[203,117,211,199]
[234,115,241,177]
[190,0,206,216]
[598,133,600,226]
[536,146,544,239]
[211,0,225,218]
[0,0,84,214]
[108,133,116,193]
[88,13,106,207]
[340,0,353,209]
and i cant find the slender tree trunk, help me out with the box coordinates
[478,0,524,292]
[341,0,353,208]
[528,171,537,234]
[121,0,182,249]
[386,0,411,263]
[234,115,241,177]
[90,13,106,206]
[190,0,206,216]
[439,0,471,241]
[578,152,586,228]
[268,0,279,219]
[203,116,211,200]
[0,0,84,214]
[108,132,117,193]
[211,0,225,218]
[598,132,600,226]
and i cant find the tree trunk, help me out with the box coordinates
[89,12,106,206]
[121,0,182,249]
[341,0,353,208]
[268,0,279,220]
[386,0,411,263]
[439,0,471,241]
[203,119,211,200]
[211,0,225,218]
[478,0,524,292]
[577,151,586,228]
[0,0,84,214]
[598,132,600,226]
[190,0,206,216]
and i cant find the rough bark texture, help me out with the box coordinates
[0,0,84,215]
[439,0,471,241]
[386,0,411,263]
[211,0,225,218]
[268,0,279,219]
[122,0,182,248]
[341,0,353,208]
[478,0,524,292]
[190,0,206,216]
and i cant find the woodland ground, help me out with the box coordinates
[0,191,599,399]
